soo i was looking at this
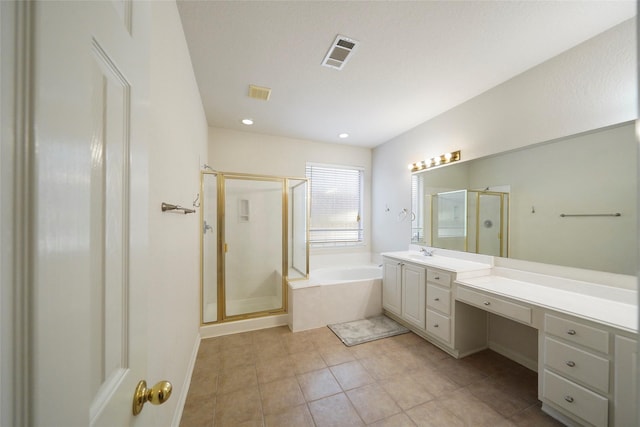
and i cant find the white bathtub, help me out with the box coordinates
[310,265,382,284]
[288,264,383,332]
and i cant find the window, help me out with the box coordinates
[306,163,364,246]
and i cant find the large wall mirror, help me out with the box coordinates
[411,121,637,275]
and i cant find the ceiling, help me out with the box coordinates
[177,1,635,148]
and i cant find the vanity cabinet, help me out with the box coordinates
[425,268,452,344]
[382,258,426,330]
[382,258,402,316]
[541,313,611,427]
[382,256,487,357]
[613,335,637,427]
[401,263,426,330]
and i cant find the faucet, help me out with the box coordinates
[420,247,435,256]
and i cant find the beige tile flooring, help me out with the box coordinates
[180,325,564,427]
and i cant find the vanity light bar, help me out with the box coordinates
[408,150,461,172]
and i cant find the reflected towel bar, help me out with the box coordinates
[161,202,195,215]
[560,213,621,218]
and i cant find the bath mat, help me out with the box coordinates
[327,315,410,346]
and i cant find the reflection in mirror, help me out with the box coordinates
[411,122,636,275]
[414,185,510,257]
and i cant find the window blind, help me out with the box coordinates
[306,164,364,246]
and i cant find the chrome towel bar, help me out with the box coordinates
[560,213,621,218]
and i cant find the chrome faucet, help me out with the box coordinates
[420,247,435,256]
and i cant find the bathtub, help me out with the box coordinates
[288,265,383,332]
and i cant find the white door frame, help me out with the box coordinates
[1,1,33,426]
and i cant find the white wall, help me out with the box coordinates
[148,2,207,424]
[372,19,637,257]
[208,127,373,259]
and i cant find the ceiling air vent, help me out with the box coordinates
[248,84,271,101]
[322,35,359,70]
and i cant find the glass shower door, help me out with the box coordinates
[222,176,284,318]
[477,192,503,257]
[201,172,218,323]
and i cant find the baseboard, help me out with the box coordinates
[171,332,201,427]
[541,403,582,427]
[488,340,538,372]
[199,314,289,339]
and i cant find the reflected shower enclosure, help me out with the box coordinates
[413,177,509,257]
[200,171,309,324]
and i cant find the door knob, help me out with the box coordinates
[132,380,173,415]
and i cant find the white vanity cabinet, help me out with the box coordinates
[401,263,426,330]
[613,335,637,427]
[382,258,402,316]
[425,269,452,344]
[541,313,611,427]
[382,257,426,330]
[382,256,488,357]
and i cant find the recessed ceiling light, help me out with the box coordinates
[338,133,349,139]
[241,119,254,125]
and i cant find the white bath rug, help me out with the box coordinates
[327,315,410,347]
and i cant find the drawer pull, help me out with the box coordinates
[564,396,574,403]
[433,324,439,328]
[434,297,440,301]
[434,276,440,280]
[483,301,491,306]
[566,329,577,336]
[566,361,576,367]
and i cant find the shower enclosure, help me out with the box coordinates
[415,188,509,257]
[200,171,309,324]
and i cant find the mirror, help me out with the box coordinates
[412,121,637,275]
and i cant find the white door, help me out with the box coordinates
[31,1,152,425]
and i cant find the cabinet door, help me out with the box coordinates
[614,335,637,427]
[382,259,402,316]
[402,263,426,330]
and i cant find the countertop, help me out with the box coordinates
[456,274,638,333]
[381,251,492,274]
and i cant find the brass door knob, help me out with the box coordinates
[132,380,172,416]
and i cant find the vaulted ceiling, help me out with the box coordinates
[177,1,635,148]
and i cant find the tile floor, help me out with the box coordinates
[179,325,564,427]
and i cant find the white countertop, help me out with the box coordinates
[457,274,638,333]
[381,251,492,273]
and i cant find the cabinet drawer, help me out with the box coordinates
[426,309,451,344]
[545,314,609,354]
[456,286,532,324]
[543,370,608,427]
[427,284,450,315]
[544,337,609,394]
[426,269,451,287]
